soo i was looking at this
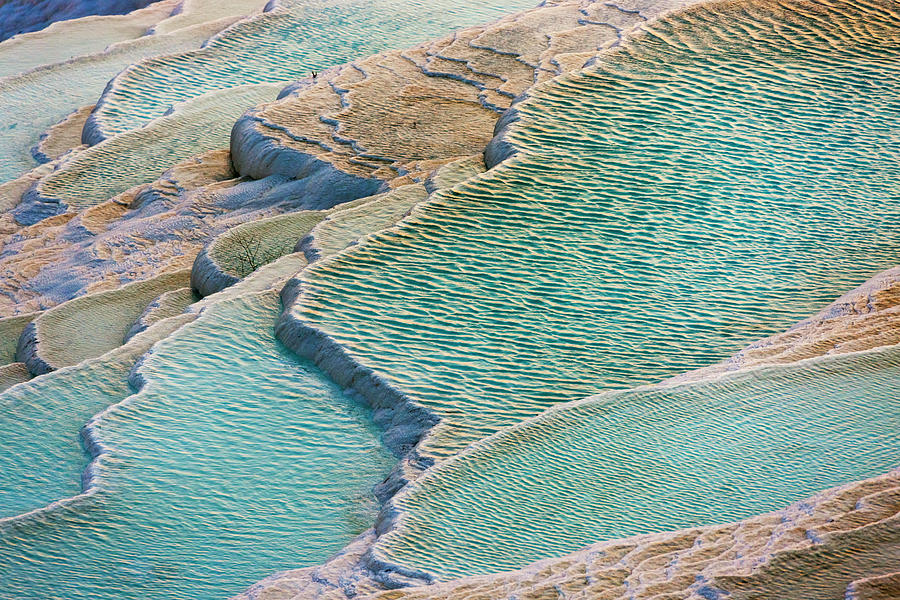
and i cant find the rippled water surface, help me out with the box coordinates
[0,293,393,599]
[0,0,540,185]
[0,20,226,184]
[0,357,133,519]
[91,0,543,137]
[297,0,900,459]
[377,344,900,578]
[5,0,900,595]
[36,83,282,210]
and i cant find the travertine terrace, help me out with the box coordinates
[1,0,899,598]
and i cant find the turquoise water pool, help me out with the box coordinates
[0,348,136,519]
[0,20,226,185]
[0,0,541,185]
[0,292,393,599]
[4,0,900,595]
[295,0,900,460]
[88,0,543,139]
[376,344,900,579]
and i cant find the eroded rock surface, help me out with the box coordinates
[231,0,650,184]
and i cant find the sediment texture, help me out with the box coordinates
[283,0,900,466]
[0,0,180,78]
[1,150,236,315]
[0,0,158,42]
[0,362,31,393]
[0,312,36,365]
[370,467,900,600]
[252,0,900,597]
[230,0,645,184]
[0,16,241,184]
[32,104,93,164]
[192,210,325,296]
[15,269,191,374]
[1,0,899,598]
[85,0,545,142]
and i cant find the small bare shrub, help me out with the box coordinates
[226,228,283,278]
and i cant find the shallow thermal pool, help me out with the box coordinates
[0,0,540,185]
[295,0,900,460]
[375,343,900,579]
[0,292,393,599]
[86,0,543,139]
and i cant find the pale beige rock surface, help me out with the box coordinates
[1,1,897,597]
[33,104,93,162]
[231,0,645,185]
[231,0,900,598]
[0,150,236,316]
[236,261,900,600]
[0,0,659,318]
[369,468,900,600]
[16,268,191,374]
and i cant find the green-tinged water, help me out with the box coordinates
[33,84,282,210]
[89,0,543,139]
[4,0,900,595]
[377,344,900,579]
[0,0,541,186]
[0,19,231,184]
[296,0,900,460]
[0,356,135,519]
[0,292,393,600]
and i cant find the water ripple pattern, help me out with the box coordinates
[90,0,544,139]
[377,344,900,579]
[35,83,282,210]
[0,355,133,519]
[0,292,393,599]
[295,0,900,460]
[0,18,233,184]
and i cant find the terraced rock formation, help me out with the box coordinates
[0,312,37,391]
[191,210,325,296]
[239,260,900,600]
[238,0,900,597]
[0,168,448,599]
[370,342,900,580]
[0,150,236,315]
[0,311,196,522]
[2,0,899,598]
[0,0,159,41]
[18,84,283,223]
[15,269,191,375]
[1,0,659,317]
[0,15,245,184]
[0,0,180,77]
[230,0,650,184]
[83,0,545,142]
[369,466,900,600]
[275,0,900,478]
[672,266,900,384]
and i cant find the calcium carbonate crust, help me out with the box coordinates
[238,0,900,598]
